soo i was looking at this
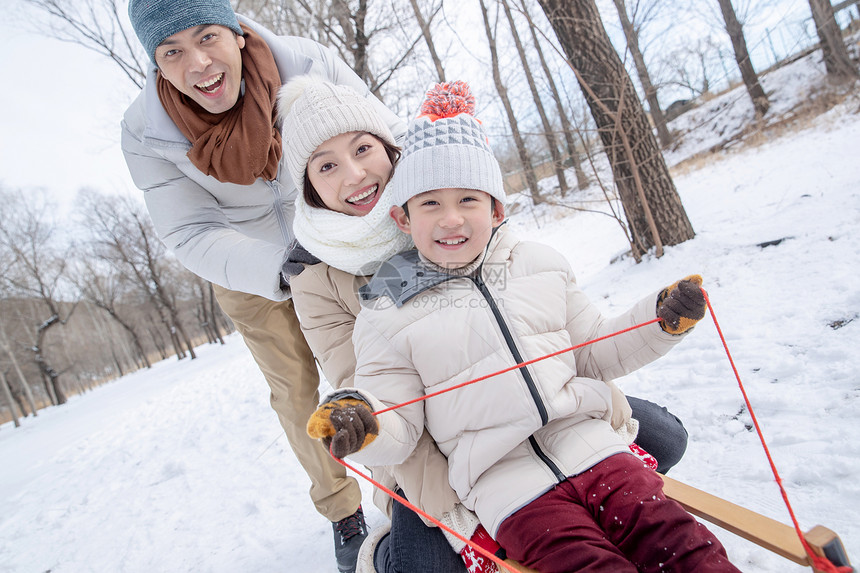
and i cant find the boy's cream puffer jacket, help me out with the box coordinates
[347,226,686,536]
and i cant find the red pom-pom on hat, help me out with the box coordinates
[419,81,476,121]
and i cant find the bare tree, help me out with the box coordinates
[334,0,373,86]
[290,0,419,98]
[188,276,227,345]
[536,0,695,257]
[501,0,568,195]
[234,0,314,36]
[518,0,588,192]
[0,189,78,405]
[409,0,446,82]
[478,0,543,204]
[611,0,673,147]
[1,370,21,428]
[716,0,770,117]
[0,250,39,417]
[23,0,147,88]
[808,0,859,80]
[77,191,197,361]
[0,322,39,417]
[662,35,723,98]
[71,257,153,369]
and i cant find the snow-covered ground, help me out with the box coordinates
[2,50,858,572]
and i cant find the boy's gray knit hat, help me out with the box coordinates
[389,81,506,208]
[128,0,243,63]
[277,75,397,192]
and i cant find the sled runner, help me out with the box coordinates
[660,474,852,572]
[500,475,853,573]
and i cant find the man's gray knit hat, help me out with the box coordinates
[277,75,397,192]
[128,0,243,63]
[388,81,506,208]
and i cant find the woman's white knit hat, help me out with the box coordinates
[388,81,506,208]
[277,76,397,192]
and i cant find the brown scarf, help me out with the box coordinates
[157,25,282,184]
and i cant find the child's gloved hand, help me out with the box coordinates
[657,274,706,335]
[306,398,378,458]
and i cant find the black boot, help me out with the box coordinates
[332,505,368,573]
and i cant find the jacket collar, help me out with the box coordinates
[359,222,508,308]
[359,249,454,308]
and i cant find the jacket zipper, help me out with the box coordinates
[266,178,292,246]
[470,274,567,482]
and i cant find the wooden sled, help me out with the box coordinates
[660,475,852,572]
[502,474,853,573]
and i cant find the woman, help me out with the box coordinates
[277,76,689,573]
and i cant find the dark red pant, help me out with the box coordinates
[496,453,741,573]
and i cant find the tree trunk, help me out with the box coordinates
[1,370,21,428]
[208,283,225,345]
[172,317,196,360]
[148,326,168,361]
[716,0,770,117]
[11,386,30,418]
[169,325,185,360]
[86,302,128,377]
[0,326,38,416]
[809,0,860,80]
[352,0,371,86]
[111,349,125,378]
[537,0,695,256]
[409,0,446,82]
[96,303,152,369]
[502,0,568,194]
[478,0,543,204]
[35,314,67,405]
[135,214,196,361]
[519,0,588,192]
[611,0,672,147]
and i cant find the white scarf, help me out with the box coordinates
[293,188,413,276]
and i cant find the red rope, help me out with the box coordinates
[335,292,849,572]
[703,290,851,573]
[372,317,662,416]
[331,445,517,573]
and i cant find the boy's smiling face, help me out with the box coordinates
[307,131,394,216]
[390,188,504,270]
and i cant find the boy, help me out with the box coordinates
[308,82,739,572]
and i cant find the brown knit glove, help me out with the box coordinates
[657,274,706,335]
[307,398,378,459]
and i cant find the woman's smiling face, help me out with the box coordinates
[306,131,394,216]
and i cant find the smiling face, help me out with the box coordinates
[306,131,394,216]
[155,25,246,114]
[390,188,504,270]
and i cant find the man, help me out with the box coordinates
[121,1,405,571]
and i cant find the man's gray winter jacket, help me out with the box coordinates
[120,15,405,301]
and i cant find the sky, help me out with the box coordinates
[1,41,858,572]
[0,5,141,214]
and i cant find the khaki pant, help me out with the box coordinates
[213,284,361,522]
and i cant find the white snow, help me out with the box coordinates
[2,50,859,572]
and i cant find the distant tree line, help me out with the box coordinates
[0,188,232,426]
